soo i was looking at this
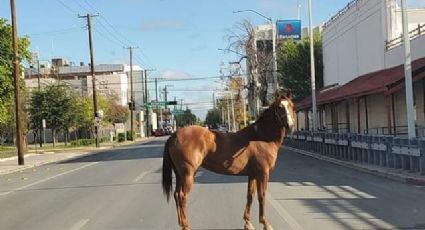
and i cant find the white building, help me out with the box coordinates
[297,0,425,136]
[25,60,143,107]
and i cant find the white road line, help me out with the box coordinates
[133,171,150,183]
[0,162,99,197]
[69,218,90,230]
[267,191,304,230]
[133,167,160,183]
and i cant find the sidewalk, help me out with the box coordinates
[283,146,425,186]
[0,137,154,176]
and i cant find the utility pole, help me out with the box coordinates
[79,13,100,147]
[10,0,25,165]
[308,0,317,131]
[297,0,301,20]
[155,78,159,130]
[401,0,416,139]
[230,91,236,132]
[164,86,168,110]
[144,70,149,136]
[124,46,138,140]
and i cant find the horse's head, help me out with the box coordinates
[273,90,296,133]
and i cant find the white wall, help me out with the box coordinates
[323,0,425,87]
[87,73,128,106]
[323,0,386,86]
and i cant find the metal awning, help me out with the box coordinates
[297,56,425,111]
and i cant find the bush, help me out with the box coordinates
[126,130,136,141]
[117,133,126,142]
[70,138,95,146]
[100,137,109,143]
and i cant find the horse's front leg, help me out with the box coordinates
[257,172,273,230]
[243,175,256,230]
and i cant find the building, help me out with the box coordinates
[25,58,144,107]
[296,0,425,136]
[24,59,153,139]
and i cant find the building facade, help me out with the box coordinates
[297,0,425,137]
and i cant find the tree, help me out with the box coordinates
[277,32,323,102]
[226,20,274,107]
[205,109,221,128]
[29,84,78,146]
[107,100,129,124]
[0,18,31,142]
[175,109,197,127]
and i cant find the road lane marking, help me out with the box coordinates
[69,218,90,230]
[267,191,304,230]
[133,167,160,183]
[0,162,99,197]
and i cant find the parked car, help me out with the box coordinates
[153,128,165,137]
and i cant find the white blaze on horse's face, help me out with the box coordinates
[281,100,295,132]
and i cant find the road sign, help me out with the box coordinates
[173,110,184,115]
[148,101,177,106]
[42,119,46,129]
[114,123,125,133]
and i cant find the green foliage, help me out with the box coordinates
[0,18,31,127]
[29,84,77,134]
[108,101,129,124]
[175,109,197,127]
[277,32,323,102]
[117,133,126,142]
[205,109,222,128]
[70,138,95,146]
[126,130,135,141]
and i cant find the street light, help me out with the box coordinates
[400,0,416,139]
[308,0,318,131]
[233,9,279,94]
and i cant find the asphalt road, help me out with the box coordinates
[0,136,424,230]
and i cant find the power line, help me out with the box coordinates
[54,0,78,15]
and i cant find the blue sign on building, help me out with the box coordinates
[276,20,301,40]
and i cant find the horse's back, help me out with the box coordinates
[168,125,215,169]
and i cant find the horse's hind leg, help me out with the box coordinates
[257,172,273,230]
[243,175,256,230]
[174,175,183,227]
[179,173,194,230]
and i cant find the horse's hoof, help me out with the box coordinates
[244,221,255,230]
[263,224,273,230]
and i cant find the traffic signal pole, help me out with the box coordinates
[125,46,138,140]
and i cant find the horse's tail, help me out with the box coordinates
[162,134,175,203]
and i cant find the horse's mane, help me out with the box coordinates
[254,102,279,125]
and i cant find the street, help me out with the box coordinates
[0,137,424,230]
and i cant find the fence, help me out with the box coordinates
[385,24,425,50]
[285,131,425,175]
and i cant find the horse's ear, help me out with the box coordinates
[286,89,292,99]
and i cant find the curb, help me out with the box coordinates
[282,146,425,186]
[0,137,156,176]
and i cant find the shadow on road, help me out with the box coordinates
[193,148,425,230]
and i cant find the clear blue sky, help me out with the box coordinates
[2,0,421,119]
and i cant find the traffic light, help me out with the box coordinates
[128,101,135,110]
[167,101,177,105]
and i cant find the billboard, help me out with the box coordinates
[276,20,301,40]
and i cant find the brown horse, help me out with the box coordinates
[162,92,295,230]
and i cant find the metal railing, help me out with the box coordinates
[286,131,425,175]
[385,24,425,50]
[323,0,360,29]
[365,125,425,137]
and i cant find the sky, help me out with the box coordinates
[1,0,423,119]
